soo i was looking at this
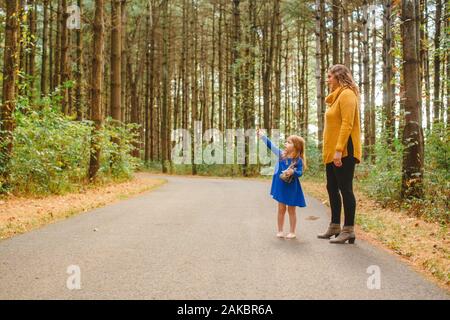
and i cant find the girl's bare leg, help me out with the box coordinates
[287,206,297,233]
[277,202,287,232]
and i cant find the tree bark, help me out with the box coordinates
[400,0,424,199]
[1,0,20,190]
[161,0,169,173]
[332,0,339,65]
[315,0,326,151]
[60,0,70,114]
[110,0,122,121]
[89,0,105,182]
[75,0,84,120]
[362,1,371,160]
[433,0,442,124]
[41,0,49,96]
[383,0,395,148]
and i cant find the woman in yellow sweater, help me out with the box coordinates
[318,64,362,244]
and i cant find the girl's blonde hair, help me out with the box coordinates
[282,135,307,170]
[328,64,360,96]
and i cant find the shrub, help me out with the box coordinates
[6,93,140,195]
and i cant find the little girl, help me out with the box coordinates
[257,129,307,239]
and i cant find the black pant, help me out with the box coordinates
[326,138,356,226]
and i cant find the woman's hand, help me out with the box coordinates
[333,151,343,167]
[283,168,294,176]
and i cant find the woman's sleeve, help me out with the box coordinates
[336,90,358,153]
[260,135,281,157]
[293,159,303,178]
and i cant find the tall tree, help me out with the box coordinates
[422,0,431,130]
[273,0,282,130]
[433,0,442,124]
[332,0,340,64]
[400,0,424,198]
[232,0,242,129]
[343,0,351,66]
[383,0,396,147]
[111,0,122,121]
[60,0,70,114]
[362,1,371,160]
[89,0,105,182]
[75,0,84,120]
[370,4,376,159]
[41,0,49,96]
[27,0,37,98]
[315,0,326,151]
[1,0,20,190]
[161,0,169,173]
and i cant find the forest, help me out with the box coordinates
[0,0,448,223]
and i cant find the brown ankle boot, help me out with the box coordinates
[329,226,355,244]
[317,223,341,239]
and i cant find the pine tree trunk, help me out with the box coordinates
[210,3,216,130]
[370,5,376,161]
[89,0,105,182]
[315,0,326,151]
[273,0,281,130]
[422,0,431,131]
[343,0,350,67]
[218,3,224,132]
[75,0,84,120]
[232,0,241,129]
[110,0,122,121]
[60,0,69,114]
[1,0,20,190]
[433,0,442,124]
[383,0,395,148]
[41,0,49,96]
[190,0,198,175]
[332,0,339,65]
[400,0,424,199]
[144,1,151,163]
[28,0,37,98]
[161,0,169,173]
[362,1,371,160]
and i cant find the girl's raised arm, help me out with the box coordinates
[260,135,282,158]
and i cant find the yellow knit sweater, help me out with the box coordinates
[323,86,362,164]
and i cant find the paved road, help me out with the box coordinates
[0,174,448,299]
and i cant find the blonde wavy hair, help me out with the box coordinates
[329,64,360,96]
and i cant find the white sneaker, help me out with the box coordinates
[276,232,285,238]
[285,233,296,239]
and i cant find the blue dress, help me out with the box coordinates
[261,135,307,207]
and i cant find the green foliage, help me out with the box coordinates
[360,137,404,202]
[10,98,90,194]
[99,118,142,180]
[7,92,140,196]
[304,139,325,179]
[361,125,449,224]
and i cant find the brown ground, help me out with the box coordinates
[0,174,166,240]
[301,178,449,291]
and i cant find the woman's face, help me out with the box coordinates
[327,72,339,91]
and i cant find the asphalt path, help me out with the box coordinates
[0,174,447,299]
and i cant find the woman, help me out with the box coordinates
[317,64,362,244]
